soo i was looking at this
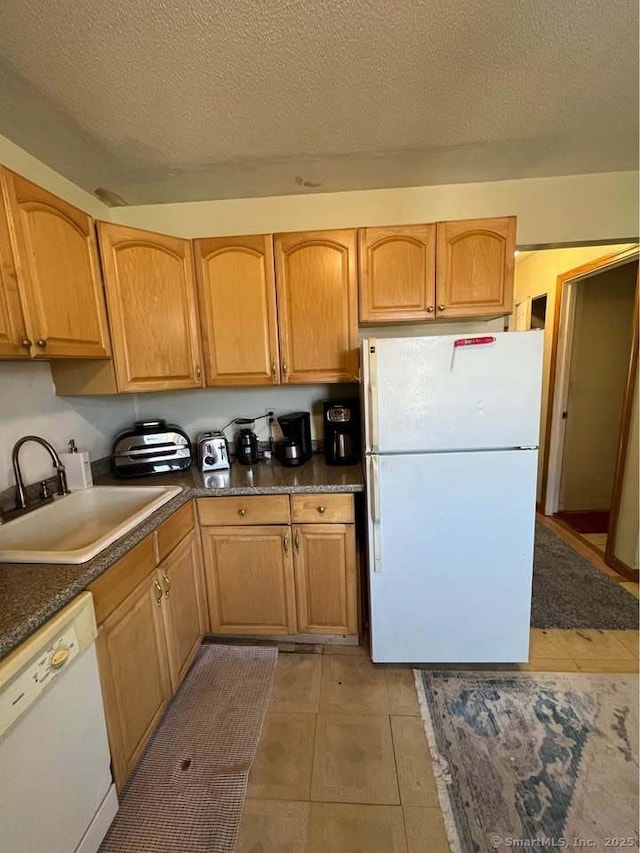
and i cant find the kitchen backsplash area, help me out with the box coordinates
[0,360,356,492]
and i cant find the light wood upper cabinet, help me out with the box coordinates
[436,216,516,318]
[1,169,110,358]
[194,234,280,385]
[0,179,28,358]
[95,572,171,791]
[97,222,203,392]
[358,225,436,323]
[201,525,297,635]
[274,229,359,383]
[158,531,207,693]
[293,523,357,635]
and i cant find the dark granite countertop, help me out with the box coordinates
[0,456,363,660]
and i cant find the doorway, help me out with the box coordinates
[545,253,638,572]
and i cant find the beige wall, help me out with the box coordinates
[614,368,639,570]
[512,245,636,501]
[109,171,639,246]
[559,262,637,509]
[0,132,110,219]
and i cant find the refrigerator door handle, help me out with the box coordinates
[368,343,379,451]
[370,455,382,573]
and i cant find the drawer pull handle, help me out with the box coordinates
[238,508,247,517]
[153,577,163,605]
[283,534,289,555]
[317,505,326,514]
[271,361,277,381]
[294,529,300,553]
[161,571,171,596]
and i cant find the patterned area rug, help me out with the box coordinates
[532,522,638,629]
[100,644,277,853]
[415,670,639,853]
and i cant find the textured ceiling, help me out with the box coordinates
[0,0,637,204]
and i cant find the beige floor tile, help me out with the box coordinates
[270,653,322,713]
[323,642,370,656]
[311,714,400,805]
[390,716,439,807]
[620,582,640,599]
[528,629,573,658]
[613,630,640,658]
[403,806,449,853]
[575,658,639,673]
[320,656,389,714]
[307,803,407,853]
[384,668,420,715]
[248,711,316,801]
[519,658,579,672]
[561,629,635,661]
[235,800,310,853]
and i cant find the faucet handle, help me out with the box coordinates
[40,480,51,499]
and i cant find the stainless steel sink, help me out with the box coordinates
[0,485,182,564]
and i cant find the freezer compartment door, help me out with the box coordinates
[368,449,537,663]
[367,332,543,453]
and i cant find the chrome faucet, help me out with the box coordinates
[11,436,70,509]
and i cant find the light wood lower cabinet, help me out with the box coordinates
[293,523,357,634]
[199,493,358,639]
[201,525,297,635]
[158,531,207,692]
[95,572,171,790]
[92,505,206,791]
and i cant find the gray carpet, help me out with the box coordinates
[414,670,639,853]
[532,521,638,629]
[100,644,277,853]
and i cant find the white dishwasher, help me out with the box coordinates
[0,592,118,853]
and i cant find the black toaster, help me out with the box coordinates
[111,420,192,477]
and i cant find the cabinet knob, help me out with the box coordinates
[238,508,247,517]
[36,338,47,348]
[21,339,32,348]
[426,306,434,313]
[317,505,326,514]
[438,305,446,312]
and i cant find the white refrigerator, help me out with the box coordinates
[363,331,544,664]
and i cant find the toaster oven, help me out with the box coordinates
[111,420,192,477]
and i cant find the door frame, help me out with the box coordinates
[604,284,639,578]
[542,245,639,515]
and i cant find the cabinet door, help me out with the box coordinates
[95,573,170,790]
[97,222,203,391]
[293,523,357,635]
[358,225,436,323]
[274,229,359,383]
[1,169,110,358]
[201,525,297,634]
[194,234,280,386]
[0,179,28,358]
[158,531,207,692]
[436,216,516,318]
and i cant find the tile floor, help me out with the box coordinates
[581,532,608,553]
[237,629,639,852]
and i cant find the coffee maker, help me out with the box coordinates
[277,412,312,466]
[323,400,360,465]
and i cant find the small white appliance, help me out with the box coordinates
[197,431,230,471]
[363,331,544,664]
[0,592,118,852]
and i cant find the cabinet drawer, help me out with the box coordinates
[197,495,290,526]
[155,501,195,563]
[88,537,156,626]
[291,493,354,523]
